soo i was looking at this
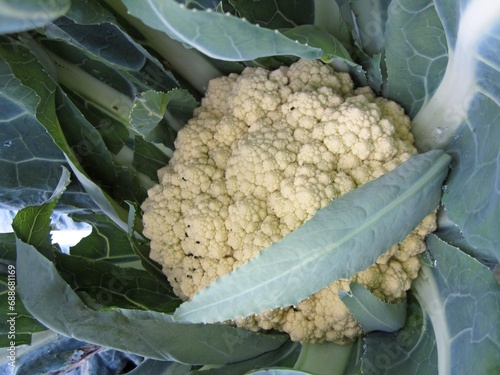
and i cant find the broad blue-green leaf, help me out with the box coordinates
[174,150,451,323]
[69,214,137,262]
[122,0,322,61]
[133,136,171,182]
[384,0,500,261]
[43,0,179,90]
[339,282,407,333]
[191,341,300,375]
[412,235,500,375]
[435,212,497,266]
[283,25,353,64]
[411,0,500,150]
[53,252,181,313]
[0,37,129,229]
[384,0,448,118]
[293,341,356,375]
[0,0,70,34]
[15,239,289,364]
[0,38,93,211]
[336,0,391,57]
[359,293,438,374]
[47,17,146,70]
[129,89,197,141]
[0,251,47,347]
[56,89,148,205]
[441,41,500,263]
[0,233,15,262]
[0,168,70,345]
[229,0,315,29]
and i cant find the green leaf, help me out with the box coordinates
[122,0,322,61]
[55,89,147,206]
[0,36,129,229]
[339,282,407,333]
[384,0,448,118]
[0,0,70,34]
[0,273,47,347]
[336,0,391,57]
[293,341,356,375]
[441,51,500,263]
[192,341,301,375]
[69,214,137,262]
[15,239,289,364]
[412,235,500,375]
[43,0,180,91]
[283,25,353,64]
[174,150,451,323]
[359,293,438,374]
[11,166,70,256]
[53,252,181,313]
[229,0,315,29]
[0,232,16,263]
[411,0,500,150]
[0,39,92,211]
[132,137,171,183]
[129,89,197,141]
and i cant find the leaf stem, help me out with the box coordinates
[411,0,500,151]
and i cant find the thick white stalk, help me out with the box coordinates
[49,51,133,123]
[413,262,452,375]
[412,0,500,151]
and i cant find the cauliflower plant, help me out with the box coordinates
[142,59,436,343]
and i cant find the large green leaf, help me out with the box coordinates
[0,36,129,229]
[412,235,500,375]
[0,234,47,347]
[190,341,301,375]
[15,239,289,364]
[174,151,451,323]
[229,0,315,29]
[0,39,93,211]
[0,0,70,34]
[53,252,181,313]
[384,0,448,118]
[292,341,356,375]
[437,0,500,263]
[132,136,171,182]
[384,0,500,263]
[69,214,137,262]
[282,25,353,64]
[359,293,438,374]
[122,0,322,61]
[129,89,197,140]
[55,89,148,206]
[411,0,500,150]
[339,282,407,333]
[442,92,500,263]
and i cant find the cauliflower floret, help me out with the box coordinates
[142,59,435,344]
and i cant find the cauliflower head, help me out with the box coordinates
[142,59,436,344]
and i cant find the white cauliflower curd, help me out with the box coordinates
[141,59,436,343]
